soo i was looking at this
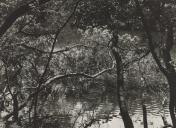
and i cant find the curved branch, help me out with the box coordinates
[0,0,50,38]
[3,61,114,120]
[3,46,149,121]
[45,64,115,86]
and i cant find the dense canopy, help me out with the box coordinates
[0,0,176,128]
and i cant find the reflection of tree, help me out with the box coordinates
[134,0,176,126]
[70,91,119,128]
[1,0,176,127]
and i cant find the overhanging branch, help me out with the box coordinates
[0,0,51,38]
[3,60,115,120]
[44,62,115,86]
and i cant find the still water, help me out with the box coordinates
[46,88,171,128]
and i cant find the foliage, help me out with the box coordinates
[0,0,175,128]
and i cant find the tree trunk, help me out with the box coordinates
[115,54,134,128]
[167,74,176,127]
[142,104,148,128]
[134,1,176,126]
[13,93,19,124]
[111,35,134,128]
[33,94,39,128]
[118,90,134,128]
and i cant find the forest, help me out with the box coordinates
[0,0,176,128]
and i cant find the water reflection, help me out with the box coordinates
[60,88,170,128]
[8,86,170,128]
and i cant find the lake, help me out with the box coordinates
[0,84,170,128]
[43,86,171,128]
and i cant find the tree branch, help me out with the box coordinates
[123,50,150,68]
[44,63,115,86]
[18,29,56,37]
[20,43,93,54]
[2,0,85,121]
[0,0,51,38]
[3,60,114,120]
[3,45,149,121]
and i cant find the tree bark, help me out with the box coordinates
[134,0,176,127]
[111,29,134,128]
[142,104,148,128]
[114,51,134,128]
[33,92,39,128]
[13,93,19,124]
[167,74,176,127]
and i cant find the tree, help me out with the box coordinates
[0,1,118,127]
[0,0,84,126]
[75,0,176,127]
[134,0,176,126]
[110,28,134,128]
[1,0,176,128]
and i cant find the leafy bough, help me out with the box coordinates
[3,60,115,121]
